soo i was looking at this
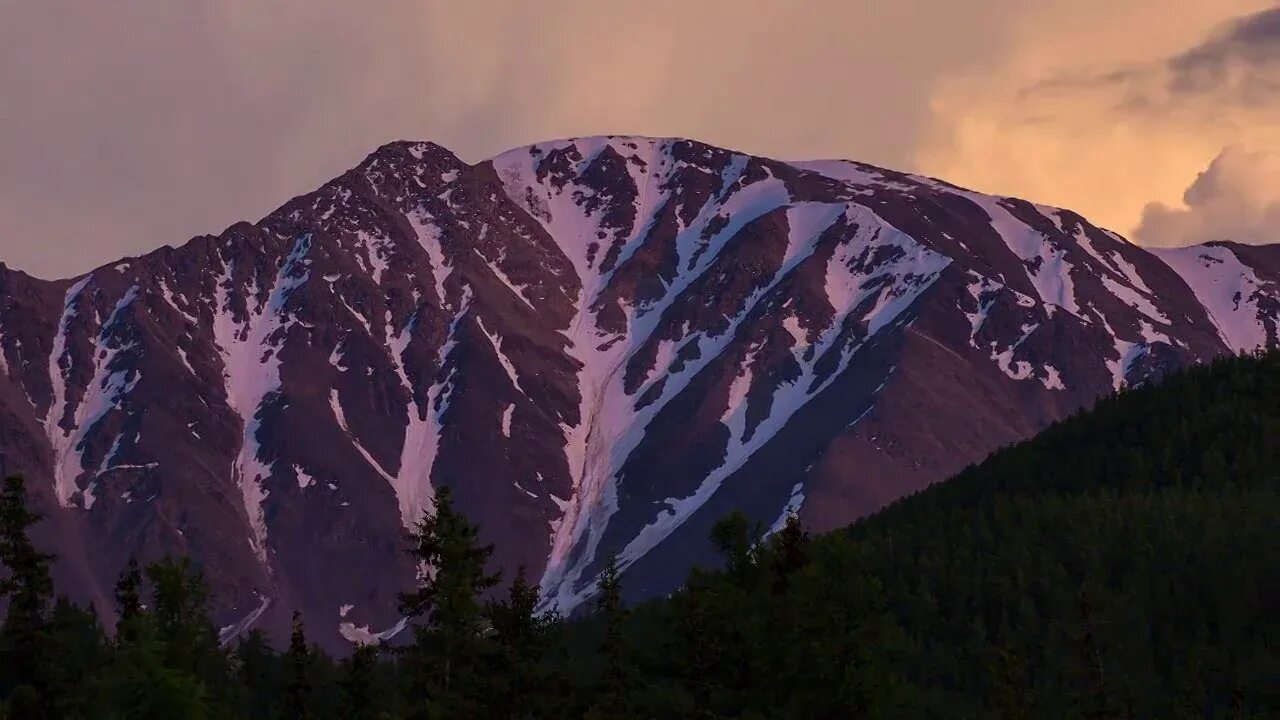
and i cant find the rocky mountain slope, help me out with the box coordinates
[0,136,1276,649]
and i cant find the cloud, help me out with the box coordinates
[0,1,1022,279]
[916,0,1278,241]
[1135,145,1280,247]
[0,1,1275,277]
[1168,7,1280,104]
[1030,6,1280,115]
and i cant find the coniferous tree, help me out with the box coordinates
[767,513,810,595]
[93,556,229,719]
[485,566,563,719]
[338,642,382,720]
[769,534,910,717]
[708,510,761,589]
[399,486,500,719]
[114,558,143,633]
[147,557,235,716]
[586,554,636,720]
[234,629,281,719]
[47,596,108,718]
[281,611,312,720]
[664,512,770,718]
[667,573,729,718]
[145,557,219,673]
[0,474,54,710]
[93,612,209,719]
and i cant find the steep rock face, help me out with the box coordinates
[0,136,1274,650]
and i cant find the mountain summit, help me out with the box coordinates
[1,136,1276,649]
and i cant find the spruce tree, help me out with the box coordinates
[0,474,54,709]
[485,566,562,719]
[668,574,726,717]
[114,558,143,642]
[115,559,142,621]
[586,554,636,720]
[398,486,499,719]
[767,513,809,595]
[282,611,312,720]
[144,558,223,679]
[144,557,236,716]
[47,596,108,718]
[708,510,761,589]
[93,612,209,719]
[339,643,382,720]
[234,629,281,719]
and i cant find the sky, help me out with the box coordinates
[1,0,1277,279]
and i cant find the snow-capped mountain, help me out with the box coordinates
[1,137,1275,650]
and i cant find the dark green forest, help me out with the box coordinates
[1,350,1276,718]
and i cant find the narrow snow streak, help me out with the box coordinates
[46,281,141,509]
[766,482,806,535]
[218,595,272,647]
[501,404,515,438]
[330,389,394,483]
[212,235,312,561]
[379,300,469,528]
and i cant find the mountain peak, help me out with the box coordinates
[368,139,460,163]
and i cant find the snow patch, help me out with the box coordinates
[339,617,408,646]
[476,316,529,397]
[211,235,312,560]
[407,211,451,307]
[501,403,515,438]
[719,346,759,442]
[294,464,316,489]
[974,197,1082,316]
[1154,244,1274,352]
[1042,364,1066,390]
[766,482,806,535]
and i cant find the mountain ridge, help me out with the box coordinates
[0,135,1276,650]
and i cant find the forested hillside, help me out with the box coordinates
[1,351,1275,718]
[844,347,1280,717]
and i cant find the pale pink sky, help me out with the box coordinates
[1,1,1277,279]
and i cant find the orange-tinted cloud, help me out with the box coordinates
[1136,146,1280,247]
[918,1,1279,245]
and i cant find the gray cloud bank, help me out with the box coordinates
[1131,7,1280,246]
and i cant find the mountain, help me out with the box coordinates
[0,136,1276,649]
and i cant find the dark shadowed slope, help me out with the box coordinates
[612,350,1278,718]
